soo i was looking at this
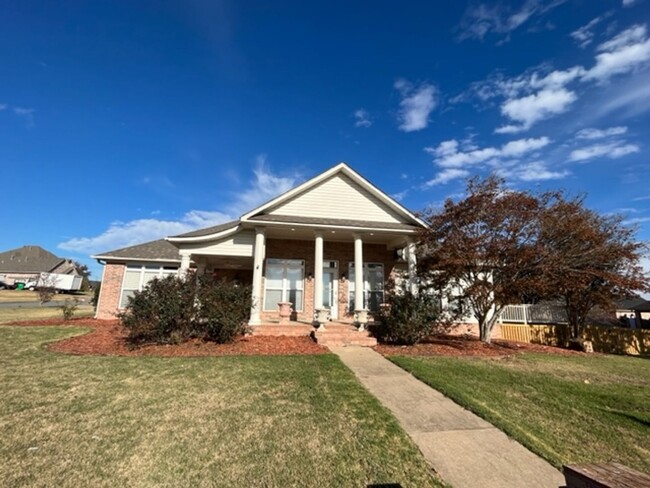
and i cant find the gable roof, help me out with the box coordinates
[241,162,427,227]
[93,239,181,262]
[0,245,65,273]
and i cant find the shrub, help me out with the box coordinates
[376,290,442,345]
[91,283,101,308]
[119,274,252,345]
[196,275,252,343]
[61,298,80,321]
[38,286,56,305]
[119,275,198,344]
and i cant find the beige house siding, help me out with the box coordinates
[184,230,255,257]
[267,174,407,224]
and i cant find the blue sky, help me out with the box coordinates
[2,0,650,279]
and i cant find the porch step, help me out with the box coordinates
[250,324,313,337]
[313,325,378,347]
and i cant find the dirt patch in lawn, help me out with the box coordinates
[5,318,328,356]
[375,334,585,357]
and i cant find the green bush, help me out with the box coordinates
[119,275,198,344]
[119,274,252,345]
[196,275,252,343]
[376,290,441,345]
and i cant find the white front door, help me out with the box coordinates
[323,262,339,320]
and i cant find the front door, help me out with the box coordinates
[323,262,339,320]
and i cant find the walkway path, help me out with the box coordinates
[331,346,565,488]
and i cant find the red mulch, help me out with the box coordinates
[6,319,328,356]
[374,334,585,357]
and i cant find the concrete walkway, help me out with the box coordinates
[331,346,565,488]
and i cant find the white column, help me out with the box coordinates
[354,234,365,312]
[179,252,192,278]
[249,227,266,326]
[406,238,418,295]
[314,232,324,311]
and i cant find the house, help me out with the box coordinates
[0,245,81,285]
[93,163,475,338]
[615,296,650,328]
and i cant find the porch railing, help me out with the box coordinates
[499,304,568,325]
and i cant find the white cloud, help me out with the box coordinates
[394,79,438,132]
[622,0,640,6]
[58,155,300,255]
[498,161,570,181]
[496,88,577,133]
[354,108,373,128]
[575,126,628,139]
[425,168,470,186]
[583,25,650,82]
[425,136,551,168]
[0,104,6,110]
[456,0,567,42]
[59,210,232,255]
[569,141,640,162]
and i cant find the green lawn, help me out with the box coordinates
[0,326,443,488]
[391,353,650,474]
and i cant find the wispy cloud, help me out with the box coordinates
[497,161,569,181]
[13,107,35,127]
[569,141,640,162]
[570,13,612,48]
[582,24,650,83]
[58,155,301,255]
[425,168,470,187]
[394,79,438,132]
[456,0,567,42]
[354,108,373,128]
[495,87,577,133]
[575,126,627,139]
[622,0,641,7]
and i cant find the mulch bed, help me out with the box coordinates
[374,334,585,357]
[5,319,328,356]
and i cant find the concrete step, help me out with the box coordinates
[313,326,378,347]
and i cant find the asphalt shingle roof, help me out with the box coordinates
[0,246,65,273]
[171,220,240,238]
[95,239,181,261]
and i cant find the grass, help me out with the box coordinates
[391,353,650,474]
[0,326,443,488]
[0,305,94,324]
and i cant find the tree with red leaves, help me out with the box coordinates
[419,176,547,343]
[538,196,648,341]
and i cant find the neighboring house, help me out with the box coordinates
[94,163,480,332]
[615,296,650,328]
[0,245,81,285]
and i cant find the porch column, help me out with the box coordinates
[249,227,266,326]
[353,233,368,329]
[179,251,192,278]
[406,238,418,295]
[314,232,324,311]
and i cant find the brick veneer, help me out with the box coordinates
[96,262,125,320]
[259,238,398,323]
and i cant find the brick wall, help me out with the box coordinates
[96,263,125,320]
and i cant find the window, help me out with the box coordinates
[348,262,384,312]
[264,259,304,311]
[119,265,178,308]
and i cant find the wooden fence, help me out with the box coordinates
[499,323,650,356]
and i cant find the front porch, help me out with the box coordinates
[176,226,418,335]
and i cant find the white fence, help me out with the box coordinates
[499,304,568,325]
